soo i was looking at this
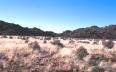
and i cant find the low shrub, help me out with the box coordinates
[76,46,88,60]
[44,37,51,40]
[88,59,97,66]
[28,41,40,50]
[43,40,47,43]
[78,41,90,44]
[9,36,13,39]
[0,52,8,60]
[51,40,64,48]
[88,66,104,72]
[25,39,29,43]
[102,40,114,49]
[2,35,7,38]
[69,40,75,44]
[93,41,98,45]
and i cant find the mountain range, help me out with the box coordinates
[0,20,116,39]
[0,20,58,37]
[61,25,116,39]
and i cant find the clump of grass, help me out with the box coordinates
[25,37,29,43]
[17,36,21,39]
[43,40,47,43]
[51,40,64,48]
[105,67,116,72]
[21,36,26,40]
[78,41,90,44]
[82,41,90,44]
[93,41,98,45]
[93,39,100,44]
[53,37,59,40]
[88,59,97,66]
[17,36,26,40]
[2,35,7,38]
[16,51,30,57]
[0,52,8,60]
[28,41,41,50]
[88,66,104,72]
[84,55,98,66]
[9,36,13,39]
[25,39,29,43]
[44,37,51,40]
[69,40,75,44]
[102,40,114,49]
[90,54,107,61]
[76,46,88,60]
[61,37,67,40]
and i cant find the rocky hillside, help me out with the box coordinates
[61,25,116,39]
[0,20,58,37]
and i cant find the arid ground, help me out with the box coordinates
[0,36,115,72]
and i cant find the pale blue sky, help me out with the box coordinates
[0,0,116,33]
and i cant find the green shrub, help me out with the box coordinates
[76,46,88,60]
[102,40,114,49]
[28,41,40,50]
[2,35,7,38]
[43,40,47,43]
[9,36,13,39]
[51,40,64,48]
[25,39,29,43]
[89,66,104,72]
[44,37,51,40]
[88,59,97,66]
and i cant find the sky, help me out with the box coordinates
[0,0,116,33]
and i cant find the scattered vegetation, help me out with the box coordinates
[0,36,115,72]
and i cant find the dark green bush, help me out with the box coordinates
[76,46,88,60]
[102,40,114,49]
[28,41,40,50]
[51,40,64,48]
[90,66,104,72]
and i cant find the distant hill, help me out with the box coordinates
[61,25,116,39]
[0,20,116,39]
[0,20,58,37]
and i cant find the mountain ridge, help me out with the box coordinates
[0,20,58,37]
[0,20,116,39]
[61,25,116,39]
